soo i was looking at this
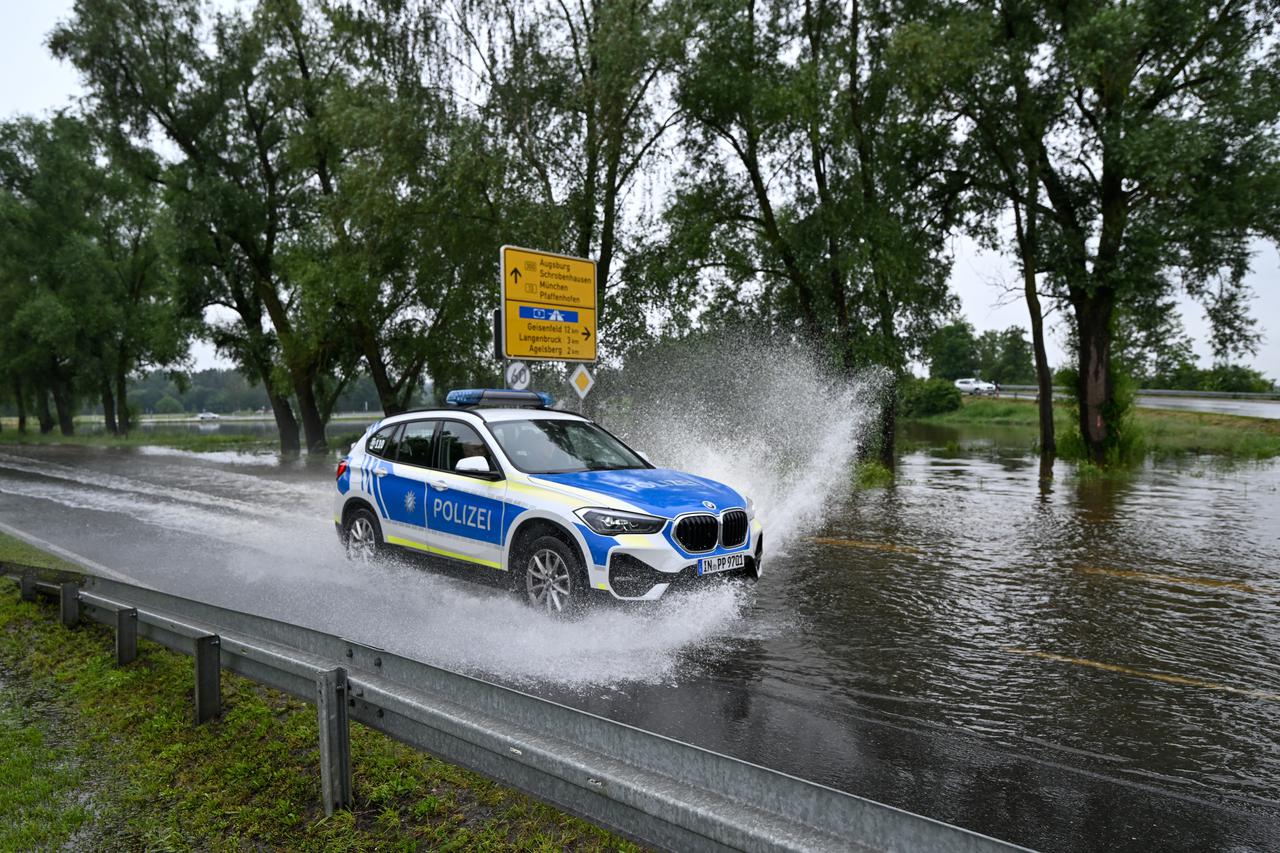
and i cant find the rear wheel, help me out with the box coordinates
[522,535,587,616]
[344,507,383,562]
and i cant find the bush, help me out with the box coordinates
[153,395,185,415]
[899,377,962,417]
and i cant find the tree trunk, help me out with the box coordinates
[35,388,54,434]
[102,380,118,436]
[1028,285,1055,460]
[1012,176,1055,462]
[359,326,406,416]
[51,382,75,436]
[115,359,131,434]
[13,379,26,434]
[293,375,328,454]
[247,348,300,455]
[251,269,328,454]
[269,388,301,455]
[1073,288,1114,466]
[878,378,897,469]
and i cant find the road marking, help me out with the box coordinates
[0,520,138,583]
[814,537,922,555]
[1076,565,1259,593]
[1002,647,1280,702]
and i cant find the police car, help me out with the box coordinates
[334,389,763,614]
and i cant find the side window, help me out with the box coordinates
[366,424,400,459]
[397,420,438,468]
[437,422,497,473]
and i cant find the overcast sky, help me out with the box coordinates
[5,2,1277,379]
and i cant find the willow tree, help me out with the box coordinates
[52,0,350,452]
[0,115,190,435]
[453,0,681,333]
[910,0,1280,465]
[660,0,960,463]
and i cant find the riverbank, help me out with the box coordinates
[0,533,636,851]
[912,397,1280,459]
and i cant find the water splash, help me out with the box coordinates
[596,335,885,554]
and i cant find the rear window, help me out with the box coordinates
[366,424,400,458]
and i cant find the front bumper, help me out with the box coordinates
[586,524,764,600]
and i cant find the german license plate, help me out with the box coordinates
[698,553,746,576]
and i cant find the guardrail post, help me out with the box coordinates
[316,668,353,815]
[19,571,37,602]
[194,634,221,724]
[59,583,80,627]
[115,607,138,665]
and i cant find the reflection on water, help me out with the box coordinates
[781,449,1280,803]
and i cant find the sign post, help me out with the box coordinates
[504,360,531,391]
[500,246,597,363]
[569,364,594,401]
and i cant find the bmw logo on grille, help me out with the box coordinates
[702,500,717,510]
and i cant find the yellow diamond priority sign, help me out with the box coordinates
[501,245,597,362]
[569,364,594,400]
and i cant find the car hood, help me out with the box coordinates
[532,467,745,517]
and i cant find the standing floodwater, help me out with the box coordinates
[1,352,1278,850]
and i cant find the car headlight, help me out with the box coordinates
[575,508,666,536]
[745,495,756,519]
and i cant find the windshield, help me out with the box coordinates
[487,419,648,474]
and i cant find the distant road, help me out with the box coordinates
[1133,395,1280,420]
[1003,388,1280,420]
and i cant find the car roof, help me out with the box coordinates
[380,407,588,425]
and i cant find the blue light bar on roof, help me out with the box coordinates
[445,388,554,408]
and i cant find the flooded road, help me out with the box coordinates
[0,425,1278,851]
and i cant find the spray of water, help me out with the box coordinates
[597,334,886,554]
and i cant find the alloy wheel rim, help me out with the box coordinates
[526,549,572,612]
[347,517,376,561]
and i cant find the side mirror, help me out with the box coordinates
[455,455,496,476]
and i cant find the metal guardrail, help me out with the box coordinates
[6,566,1029,853]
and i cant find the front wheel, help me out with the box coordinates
[343,507,383,562]
[522,536,587,616]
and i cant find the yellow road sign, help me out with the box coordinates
[501,245,597,362]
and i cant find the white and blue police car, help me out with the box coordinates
[335,389,763,614]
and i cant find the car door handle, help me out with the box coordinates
[432,479,448,491]
[375,469,388,478]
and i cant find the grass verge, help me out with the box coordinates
[910,397,1280,459]
[0,533,638,852]
[0,428,275,453]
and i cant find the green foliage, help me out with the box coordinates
[152,395,185,415]
[656,0,959,379]
[899,377,962,418]
[0,114,192,436]
[927,321,1035,384]
[5,0,1272,466]
[974,328,1036,385]
[925,320,979,380]
[854,461,896,489]
[1145,361,1276,394]
[1056,371,1146,467]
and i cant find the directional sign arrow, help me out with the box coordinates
[510,267,522,284]
[582,327,592,340]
